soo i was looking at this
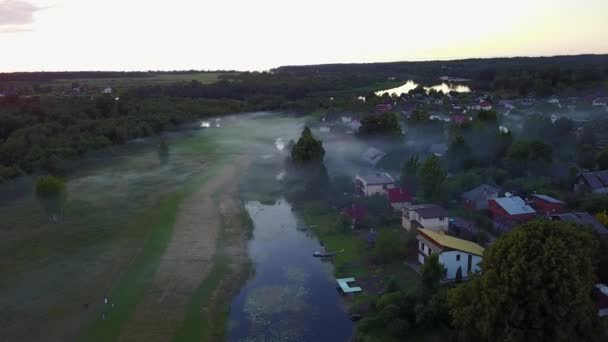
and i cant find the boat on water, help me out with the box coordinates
[313,251,337,257]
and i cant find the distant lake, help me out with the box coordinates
[375,80,471,96]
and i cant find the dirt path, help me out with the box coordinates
[118,155,250,341]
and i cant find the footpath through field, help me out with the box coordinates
[117,155,250,341]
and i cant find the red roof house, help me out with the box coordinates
[488,196,536,230]
[387,188,412,211]
[528,194,566,216]
[480,101,492,110]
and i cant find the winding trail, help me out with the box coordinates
[118,155,250,341]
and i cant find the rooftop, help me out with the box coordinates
[418,228,485,256]
[411,204,448,219]
[357,172,394,185]
[531,194,565,204]
[462,184,499,201]
[361,147,386,166]
[492,196,536,216]
[551,212,608,235]
[580,170,608,189]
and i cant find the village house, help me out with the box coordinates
[429,113,451,122]
[468,100,492,111]
[479,100,492,111]
[416,228,484,280]
[429,143,448,157]
[402,204,449,232]
[499,100,516,110]
[488,196,536,230]
[361,147,386,167]
[547,96,560,105]
[528,194,566,216]
[387,188,412,212]
[595,284,608,318]
[575,170,608,194]
[550,212,608,238]
[375,103,392,112]
[462,184,499,210]
[448,217,481,241]
[592,98,608,107]
[354,172,395,196]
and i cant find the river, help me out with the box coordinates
[375,80,471,96]
[227,199,354,341]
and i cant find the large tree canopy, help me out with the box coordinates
[291,127,325,164]
[358,111,401,135]
[448,220,601,342]
[419,155,446,202]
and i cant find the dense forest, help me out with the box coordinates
[276,54,608,96]
[1,54,608,182]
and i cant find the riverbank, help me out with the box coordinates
[0,113,277,341]
[295,201,451,341]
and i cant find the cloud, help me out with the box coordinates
[0,0,40,26]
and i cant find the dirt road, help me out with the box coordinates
[118,155,250,341]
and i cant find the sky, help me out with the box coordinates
[0,0,607,72]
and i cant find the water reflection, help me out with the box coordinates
[228,200,353,341]
[375,80,470,96]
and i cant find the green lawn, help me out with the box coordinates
[82,191,185,342]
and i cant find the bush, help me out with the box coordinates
[373,230,407,264]
[0,164,24,181]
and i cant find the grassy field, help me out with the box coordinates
[297,202,419,285]
[0,125,233,341]
[82,191,185,342]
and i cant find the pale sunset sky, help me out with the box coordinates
[1,0,607,72]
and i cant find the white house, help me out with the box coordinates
[102,87,113,94]
[402,204,449,232]
[467,100,492,111]
[355,172,395,196]
[416,228,484,280]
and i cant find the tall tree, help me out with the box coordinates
[291,127,325,164]
[505,139,553,176]
[448,220,601,342]
[420,252,446,299]
[35,175,67,223]
[447,135,472,171]
[419,155,446,202]
[597,148,608,170]
[400,155,420,193]
[359,112,401,135]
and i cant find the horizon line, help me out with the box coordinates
[1,52,607,74]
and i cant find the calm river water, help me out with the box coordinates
[227,200,354,341]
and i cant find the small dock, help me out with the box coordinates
[336,277,362,295]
